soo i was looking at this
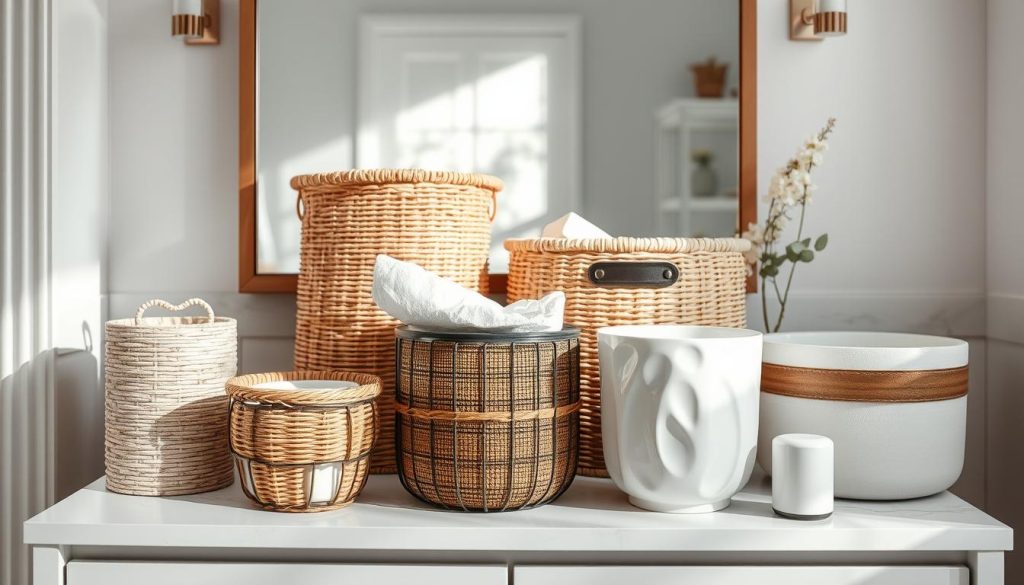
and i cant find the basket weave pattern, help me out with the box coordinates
[104,298,237,496]
[395,331,580,511]
[505,237,750,477]
[291,169,502,473]
[226,371,382,512]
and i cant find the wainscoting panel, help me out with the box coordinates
[1,1,54,584]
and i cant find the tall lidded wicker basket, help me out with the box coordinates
[104,298,237,496]
[291,169,503,473]
[505,237,750,477]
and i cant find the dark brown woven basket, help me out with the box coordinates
[395,326,580,512]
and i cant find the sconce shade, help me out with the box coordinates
[171,0,219,45]
[814,0,847,37]
[172,0,204,38]
[814,11,847,36]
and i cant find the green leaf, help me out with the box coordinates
[785,241,806,263]
[814,233,829,251]
[799,249,815,262]
[761,264,780,277]
[801,237,811,248]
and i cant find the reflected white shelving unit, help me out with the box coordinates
[656,98,739,237]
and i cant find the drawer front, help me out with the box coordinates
[515,565,967,585]
[68,562,506,585]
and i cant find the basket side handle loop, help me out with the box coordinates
[296,192,306,221]
[135,298,216,324]
[488,190,497,222]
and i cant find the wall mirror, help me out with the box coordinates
[239,0,756,292]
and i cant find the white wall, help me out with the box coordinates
[986,0,1024,577]
[52,0,109,501]
[754,0,989,509]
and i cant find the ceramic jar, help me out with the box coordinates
[758,331,969,500]
[598,325,763,513]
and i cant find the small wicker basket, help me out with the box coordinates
[395,326,580,512]
[226,371,381,512]
[104,298,236,496]
[504,237,750,477]
[291,169,502,474]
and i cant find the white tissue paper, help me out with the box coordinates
[372,255,564,333]
[541,212,613,239]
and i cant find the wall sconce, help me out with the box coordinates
[171,0,219,46]
[790,0,847,41]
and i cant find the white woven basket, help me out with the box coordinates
[104,298,237,496]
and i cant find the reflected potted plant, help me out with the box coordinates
[690,149,718,198]
[690,57,728,98]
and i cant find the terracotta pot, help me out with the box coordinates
[690,58,728,99]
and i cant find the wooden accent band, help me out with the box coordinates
[394,401,582,422]
[172,14,204,37]
[761,364,968,403]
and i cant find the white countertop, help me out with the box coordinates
[25,472,1011,552]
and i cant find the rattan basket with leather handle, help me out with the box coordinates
[291,169,502,473]
[504,237,750,477]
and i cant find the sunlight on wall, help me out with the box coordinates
[391,54,550,272]
[257,137,352,273]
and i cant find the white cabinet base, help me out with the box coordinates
[25,474,1011,585]
[516,565,967,585]
[68,562,506,585]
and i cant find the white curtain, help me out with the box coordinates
[1,0,55,584]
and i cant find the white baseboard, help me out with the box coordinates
[747,291,986,337]
[987,294,1024,346]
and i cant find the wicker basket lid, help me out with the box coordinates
[503,237,751,254]
[225,371,382,406]
[290,168,504,192]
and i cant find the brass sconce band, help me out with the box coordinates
[761,364,968,403]
[172,13,205,37]
[813,11,847,35]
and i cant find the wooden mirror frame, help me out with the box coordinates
[239,0,756,293]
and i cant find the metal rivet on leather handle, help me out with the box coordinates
[594,268,606,281]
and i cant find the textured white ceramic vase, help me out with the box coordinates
[598,325,763,513]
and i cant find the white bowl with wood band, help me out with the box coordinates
[757,331,968,500]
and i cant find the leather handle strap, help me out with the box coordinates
[761,363,968,403]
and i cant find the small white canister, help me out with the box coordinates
[772,434,834,520]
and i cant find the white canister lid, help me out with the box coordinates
[772,433,834,520]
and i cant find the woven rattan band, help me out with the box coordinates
[761,364,968,403]
[504,237,751,254]
[290,168,504,192]
[393,401,581,422]
[225,371,382,406]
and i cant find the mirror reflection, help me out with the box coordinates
[256,1,740,274]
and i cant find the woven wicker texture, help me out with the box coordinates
[291,169,502,474]
[226,371,382,512]
[104,298,237,496]
[395,329,580,511]
[504,237,750,477]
